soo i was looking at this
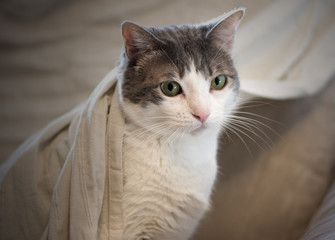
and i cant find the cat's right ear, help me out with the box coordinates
[121,21,161,60]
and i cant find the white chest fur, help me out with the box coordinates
[121,124,219,240]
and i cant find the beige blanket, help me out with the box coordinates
[237,0,335,100]
[0,70,126,239]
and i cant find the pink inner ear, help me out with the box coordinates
[121,21,161,60]
[122,22,142,59]
[122,25,132,45]
[208,9,245,52]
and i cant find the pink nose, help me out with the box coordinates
[192,111,210,123]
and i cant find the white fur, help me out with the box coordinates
[118,63,238,239]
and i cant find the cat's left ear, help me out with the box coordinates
[207,8,245,53]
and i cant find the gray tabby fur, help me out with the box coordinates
[119,21,239,106]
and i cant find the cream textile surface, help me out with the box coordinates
[1,70,126,239]
[237,0,335,100]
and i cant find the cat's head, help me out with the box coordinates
[117,9,245,138]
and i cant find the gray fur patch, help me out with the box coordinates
[120,23,239,106]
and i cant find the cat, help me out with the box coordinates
[116,8,245,240]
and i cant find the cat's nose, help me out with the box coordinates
[192,111,210,123]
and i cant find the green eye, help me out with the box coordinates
[160,81,182,97]
[211,75,227,90]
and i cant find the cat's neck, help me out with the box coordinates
[125,118,220,140]
[124,120,221,165]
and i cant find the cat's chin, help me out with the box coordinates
[187,121,222,137]
[189,124,209,136]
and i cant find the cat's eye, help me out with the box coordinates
[211,75,227,90]
[160,81,182,97]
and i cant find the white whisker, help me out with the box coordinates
[229,121,272,149]
[232,110,285,128]
[221,121,253,157]
[237,99,276,109]
[228,113,283,140]
[227,117,274,147]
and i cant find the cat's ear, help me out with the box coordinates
[121,21,162,60]
[207,8,245,53]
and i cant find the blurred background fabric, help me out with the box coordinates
[0,0,335,239]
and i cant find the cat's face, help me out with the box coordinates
[118,10,244,138]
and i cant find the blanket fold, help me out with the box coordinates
[0,70,124,240]
[236,0,335,100]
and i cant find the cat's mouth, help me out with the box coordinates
[190,124,208,135]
